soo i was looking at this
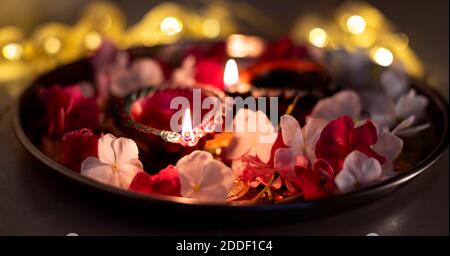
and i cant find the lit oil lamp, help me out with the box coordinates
[112,85,223,170]
[239,56,335,124]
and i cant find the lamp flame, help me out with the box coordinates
[223,59,239,88]
[181,108,193,142]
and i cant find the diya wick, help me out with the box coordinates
[223,59,251,95]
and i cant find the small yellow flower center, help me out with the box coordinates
[193,184,201,192]
[111,163,119,173]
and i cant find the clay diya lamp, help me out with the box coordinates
[111,84,225,171]
[240,59,335,124]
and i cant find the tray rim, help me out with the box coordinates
[12,53,450,212]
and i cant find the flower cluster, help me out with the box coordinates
[33,39,429,205]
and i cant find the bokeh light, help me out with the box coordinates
[2,43,23,60]
[372,47,394,66]
[160,17,183,36]
[43,36,62,55]
[84,31,102,50]
[308,28,328,48]
[202,19,221,38]
[346,15,366,35]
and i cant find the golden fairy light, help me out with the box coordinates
[160,17,183,36]
[372,47,394,67]
[2,43,23,60]
[43,36,62,55]
[346,15,366,35]
[308,27,328,48]
[202,18,221,38]
[84,31,102,50]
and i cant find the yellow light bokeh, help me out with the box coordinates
[43,36,62,55]
[346,15,366,35]
[372,47,393,67]
[84,31,102,50]
[308,28,328,48]
[160,17,183,36]
[202,19,221,38]
[2,43,23,60]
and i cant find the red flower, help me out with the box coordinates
[129,165,181,196]
[59,128,100,172]
[38,84,99,136]
[195,58,224,90]
[315,116,386,172]
[278,156,332,200]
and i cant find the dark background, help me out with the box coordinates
[0,0,448,235]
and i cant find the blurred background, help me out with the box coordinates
[0,0,448,96]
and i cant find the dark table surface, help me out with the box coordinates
[0,0,448,235]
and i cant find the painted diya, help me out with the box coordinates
[240,59,336,124]
[112,84,225,170]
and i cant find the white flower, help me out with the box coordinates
[335,151,382,193]
[380,67,409,100]
[373,127,403,177]
[176,151,235,203]
[225,108,278,164]
[395,89,428,120]
[110,58,164,97]
[369,89,429,132]
[81,134,143,189]
[274,115,327,169]
[391,115,430,137]
[310,90,361,121]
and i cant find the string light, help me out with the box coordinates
[2,43,22,60]
[346,15,366,35]
[84,31,102,50]
[308,28,328,48]
[372,47,393,66]
[160,17,183,36]
[43,36,62,55]
[202,18,221,38]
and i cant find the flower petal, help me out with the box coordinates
[394,123,430,137]
[177,150,213,190]
[98,134,116,164]
[335,151,382,192]
[351,120,378,146]
[302,118,327,155]
[395,89,428,120]
[200,160,234,189]
[112,137,140,164]
[373,128,403,161]
[280,115,303,148]
[392,115,415,134]
[117,160,143,189]
[274,147,296,169]
[81,157,113,185]
[310,90,361,121]
[380,67,408,100]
